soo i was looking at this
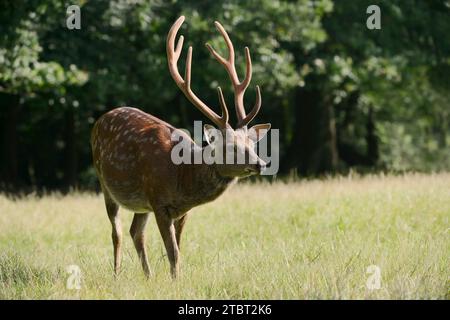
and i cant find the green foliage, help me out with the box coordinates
[0,1,87,95]
[0,0,449,190]
[316,0,450,171]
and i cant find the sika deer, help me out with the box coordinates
[91,16,271,278]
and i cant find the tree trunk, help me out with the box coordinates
[288,87,339,175]
[1,94,21,190]
[365,106,379,166]
[65,106,78,189]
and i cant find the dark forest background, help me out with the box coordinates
[0,0,449,192]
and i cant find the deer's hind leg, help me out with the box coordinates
[130,213,151,278]
[103,190,122,276]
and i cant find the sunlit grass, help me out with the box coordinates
[0,173,449,299]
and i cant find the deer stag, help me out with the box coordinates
[91,16,271,278]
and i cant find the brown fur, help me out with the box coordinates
[91,107,238,278]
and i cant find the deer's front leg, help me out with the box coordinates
[174,213,188,249]
[154,208,179,279]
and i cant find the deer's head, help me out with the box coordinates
[167,16,271,177]
[203,124,270,177]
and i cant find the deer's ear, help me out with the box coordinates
[203,124,219,144]
[248,123,271,143]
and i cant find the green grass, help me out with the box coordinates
[0,173,449,299]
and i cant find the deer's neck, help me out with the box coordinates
[176,146,236,208]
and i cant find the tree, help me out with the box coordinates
[0,1,87,190]
[0,0,448,191]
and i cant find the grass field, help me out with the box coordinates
[0,173,449,299]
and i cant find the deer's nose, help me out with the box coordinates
[256,160,269,173]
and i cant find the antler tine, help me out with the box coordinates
[185,46,192,89]
[213,21,235,64]
[217,87,229,125]
[205,44,228,68]
[167,16,186,84]
[166,16,229,129]
[174,35,184,61]
[237,85,261,128]
[205,22,239,85]
[205,21,261,128]
[241,47,252,91]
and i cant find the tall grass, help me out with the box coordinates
[0,173,448,299]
